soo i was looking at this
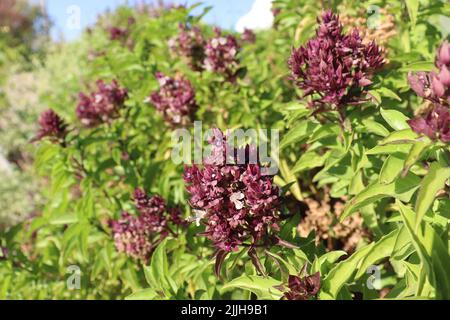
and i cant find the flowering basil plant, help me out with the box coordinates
[0,0,449,301]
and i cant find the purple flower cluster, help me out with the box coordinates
[108,27,128,41]
[408,105,450,143]
[76,80,128,128]
[288,10,384,110]
[407,42,450,143]
[110,188,184,262]
[241,28,256,44]
[183,129,280,253]
[169,24,206,71]
[169,25,240,81]
[147,72,197,126]
[277,272,321,300]
[108,17,135,42]
[34,109,67,143]
[136,2,185,18]
[204,28,241,81]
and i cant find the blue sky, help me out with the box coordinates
[45,0,254,41]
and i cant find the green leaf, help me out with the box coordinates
[50,161,73,197]
[397,202,450,299]
[405,0,419,28]
[380,108,410,131]
[402,139,432,175]
[380,129,418,145]
[221,275,283,300]
[361,119,390,137]
[391,227,414,260]
[279,213,301,243]
[49,213,78,225]
[368,90,381,105]
[399,61,435,72]
[284,102,312,124]
[292,150,329,173]
[341,173,421,221]
[265,250,298,275]
[320,244,374,299]
[280,121,318,149]
[379,154,406,184]
[355,228,405,279]
[366,144,412,155]
[308,123,339,143]
[311,251,348,275]
[414,163,450,230]
[126,288,158,300]
[279,159,303,201]
[144,239,176,297]
[34,142,59,173]
[376,87,402,101]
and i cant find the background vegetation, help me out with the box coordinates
[0,0,449,300]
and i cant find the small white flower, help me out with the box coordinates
[230,192,245,210]
[94,94,103,103]
[188,209,207,226]
[219,37,227,46]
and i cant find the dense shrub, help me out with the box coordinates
[0,0,449,300]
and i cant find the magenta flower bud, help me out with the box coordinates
[278,272,321,300]
[241,28,256,43]
[0,246,8,260]
[272,7,281,17]
[147,72,197,127]
[128,17,136,25]
[108,27,128,41]
[34,109,67,142]
[76,80,128,127]
[436,41,450,68]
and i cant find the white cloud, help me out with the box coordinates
[235,0,274,33]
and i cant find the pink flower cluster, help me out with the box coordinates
[107,16,135,42]
[183,129,280,253]
[288,10,384,110]
[408,42,450,143]
[241,28,256,44]
[147,72,197,126]
[169,24,206,71]
[0,246,8,260]
[108,27,128,41]
[170,25,240,81]
[76,80,128,127]
[204,28,241,81]
[110,188,184,262]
